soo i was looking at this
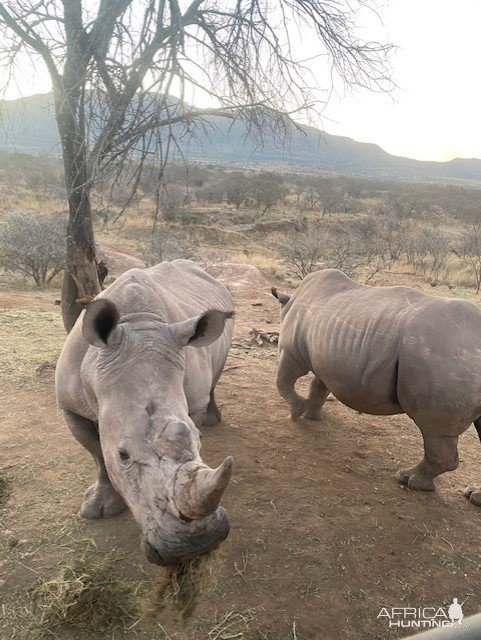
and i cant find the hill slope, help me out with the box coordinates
[2,92,481,183]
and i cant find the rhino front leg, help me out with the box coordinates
[63,410,126,519]
[304,377,330,420]
[395,432,459,491]
[203,388,222,426]
[190,389,222,428]
[277,349,309,420]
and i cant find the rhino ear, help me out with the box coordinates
[82,299,120,348]
[170,310,234,348]
[271,287,291,307]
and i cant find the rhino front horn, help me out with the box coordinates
[174,456,234,520]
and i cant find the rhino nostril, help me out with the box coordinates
[146,401,156,416]
[179,512,194,523]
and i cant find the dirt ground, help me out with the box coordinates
[2,263,481,639]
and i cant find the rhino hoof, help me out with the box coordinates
[464,486,481,506]
[203,410,222,426]
[304,407,324,421]
[395,468,410,486]
[290,399,308,420]
[395,468,435,491]
[80,483,127,519]
[407,475,435,491]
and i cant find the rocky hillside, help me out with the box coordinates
[2,92,481,183]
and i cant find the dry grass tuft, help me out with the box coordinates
[33,557,138,633]
[141,551,222,621]
[207,610,255,640]
[0,469,11,506]
[31,552,224,635]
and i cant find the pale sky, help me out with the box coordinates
[318,0,481,162]
[3,0,481,162]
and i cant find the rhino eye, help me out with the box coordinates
[118,448,130,462]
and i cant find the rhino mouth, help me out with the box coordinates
[140,506,230,566]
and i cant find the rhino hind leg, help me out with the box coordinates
[63,410,127,519]
[203,389,222,426]
[276,350,309,420]
[304,377,330,420]
[395,433,459,491]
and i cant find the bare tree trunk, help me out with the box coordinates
[54,89,100,332]
[53,1,102,331]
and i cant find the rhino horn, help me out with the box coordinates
[174,456,234,520]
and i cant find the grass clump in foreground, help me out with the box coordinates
[33,557,138,633]
[32,551,222,634]
[141,550,222,621]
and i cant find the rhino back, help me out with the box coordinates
[56,260,233,417]
[97,259,232,321]
[282,270,427,414]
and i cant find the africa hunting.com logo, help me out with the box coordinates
[377,598,465,630]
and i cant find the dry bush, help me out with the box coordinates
[0,211,65,286]
[138,227,198,266]
[23,167,66,198]
[276,228,325,279]
[248,173,289,213]
[404,228,450,280]
[377,210,408,264]
[276,217,403,282]
[161,185,189,221]
[300,179,344,216]
[324,219,398,282]
[452,221,481,293]
[223,173,253,210]
[325,223,370,279]
[195,180,225,204]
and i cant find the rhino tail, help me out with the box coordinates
[271,287,291,307]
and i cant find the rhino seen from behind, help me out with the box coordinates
[273,268,481,505]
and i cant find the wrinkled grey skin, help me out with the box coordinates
[273,269,481,505]
[56,260,235,565]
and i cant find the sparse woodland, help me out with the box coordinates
[2,150,481,292]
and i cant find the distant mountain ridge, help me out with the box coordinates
[2,92,481,184]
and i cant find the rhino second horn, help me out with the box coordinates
[175,456,234,520]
